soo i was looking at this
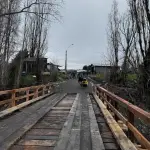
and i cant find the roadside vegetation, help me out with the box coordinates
[105,0,150,110]
[0,0,63,90]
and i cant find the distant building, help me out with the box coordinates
[93,64,120,74]
[47,63,61,73]
[22,57,47,74]
[22,57,61,75]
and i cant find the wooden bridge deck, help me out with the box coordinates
[0,80,149,150]
[0,92,136,150]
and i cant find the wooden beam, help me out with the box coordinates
[93,93,137,150]
[128,122,150,149]
[0,92,54,119]
[0,99,11,106]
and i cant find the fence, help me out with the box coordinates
[0,83,53,111]
[95,85,150,150]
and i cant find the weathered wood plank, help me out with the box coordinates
[27,129,60,136]
[0,92,54,118]
[17,139,56,146]
[66,94,81,150]
[54,94,79,150]
[23,135,58,140]
[127,122,150,149]
[0,99,11,106]
[10,145,54,150]
[0,94,66,150]
[96,86,150,124]
[87,94,105,150]
[93,93,137,150]
[52,107,70,110]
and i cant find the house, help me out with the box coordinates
[22,57,47,74]
[93,64,120,74]
[47,63,61,73]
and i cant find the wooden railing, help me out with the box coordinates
[95,85,150,150]
[0,83,54,110]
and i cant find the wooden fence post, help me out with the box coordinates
[34,87,38,98]
[48,84,51,93]
[26,89,29,101]
[42,86,45,95]
[128,110,135,142]
[114,101,119,120]
[11,90,16,107]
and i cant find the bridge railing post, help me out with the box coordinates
[42,85,45,96]
[11,90,16,107]
[128,110,135,142]
[34,87,38,98]
[26,88,29,101]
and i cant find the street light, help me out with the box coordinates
[65,44,74,72]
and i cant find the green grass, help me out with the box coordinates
[96,73,105,80]
[127,74,137,81]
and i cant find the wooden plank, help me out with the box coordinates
[87,94,105,150]
[0,92,54,118]
[0,90,12,95]
[104,143,119,150]
[105,99,127,124]
[0,99,11,106]
[17,139,56,146]
[66,94,81,150]
[52,107,70,110]
[97,86,150,124]
[15,95,27,101]
[127,122,150,149]
[27,129,60,136]
[54,94,79,150]
[0,93,66,150]
[93,93,137,150]
[23,135,58,140]
[10,145,54,150]
[0,94,60,145]
[128,105,150,124]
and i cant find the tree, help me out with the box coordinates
[0,0,62,89]
[83,65,88,70]
[128,0,150,89]
[119,12,136,84]
[0,0,20,89]
[107,0,120,83]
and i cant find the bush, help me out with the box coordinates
[20,75,36,87]
[127,74,137,81]
[96,73,104,79]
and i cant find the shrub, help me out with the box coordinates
[20,75,36,87]
[96,73,104,79]
[127,74,137,81]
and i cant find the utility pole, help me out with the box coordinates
[65,44,74,73]
[65,50,67,72]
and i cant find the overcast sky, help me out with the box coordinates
[45,0,128,69]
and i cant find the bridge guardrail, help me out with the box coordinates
[0,83,54,110]
[95,85,150,150]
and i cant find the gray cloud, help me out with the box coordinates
[46,0,127,69]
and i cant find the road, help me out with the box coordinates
[57,79,93,93]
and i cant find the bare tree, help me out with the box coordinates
[0,0,62,89]
[107,0,120,83]
[0,0,20,89]
[128,0,150,90]
[119,12,136,84]
[0,0,62,19]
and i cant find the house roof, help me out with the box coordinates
[93,64,120,68]
[47,62,61,67]
[24,57,47,62]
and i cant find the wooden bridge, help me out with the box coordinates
[0,80,149,150]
